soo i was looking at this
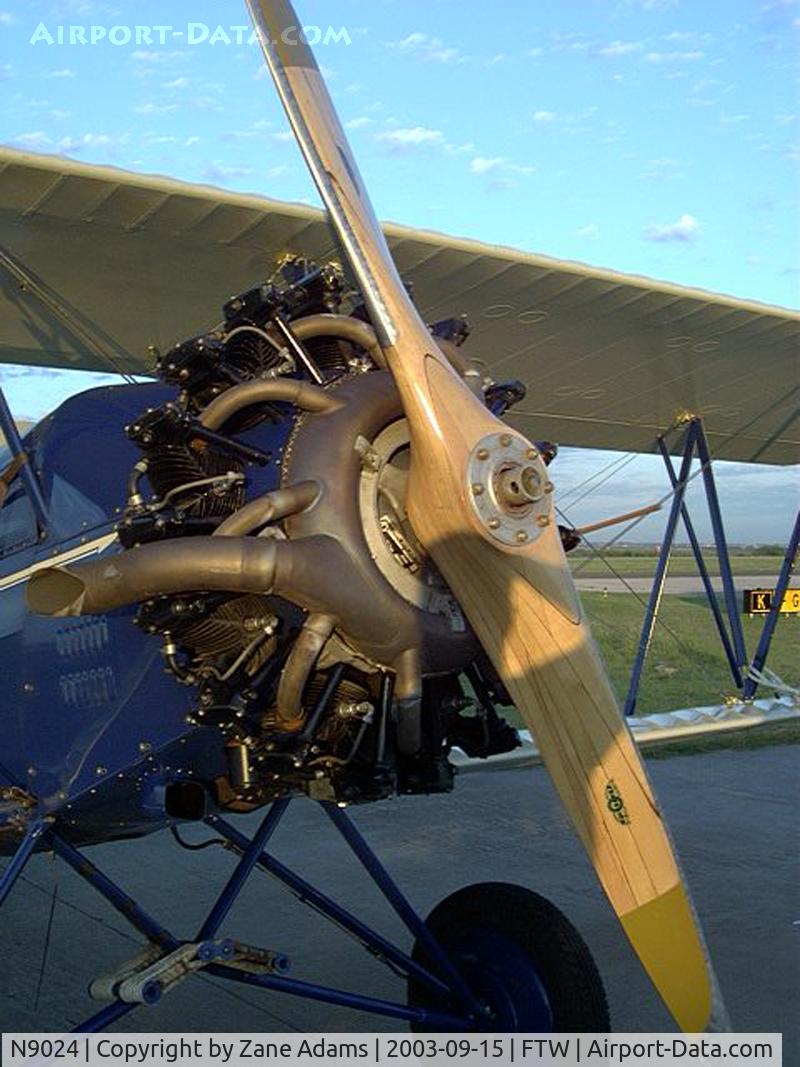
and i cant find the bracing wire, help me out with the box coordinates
[33,873,58,1013]
[556,503,697,655]
[557,390,796,699]
[0,247,139,386]
[18,870,302,1031]
[558,449,641,507]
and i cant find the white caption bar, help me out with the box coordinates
[1,1033,782,1067]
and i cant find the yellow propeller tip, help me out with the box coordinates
[621,883,713,1033]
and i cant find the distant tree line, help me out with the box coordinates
[570,543,785,557]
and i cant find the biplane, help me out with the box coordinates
[0,0,798,1037]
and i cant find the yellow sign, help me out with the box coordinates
[743,588,800,614]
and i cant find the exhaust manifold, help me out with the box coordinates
[27,370,476,742]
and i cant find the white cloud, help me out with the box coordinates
[16,96,50,109]
[689,77,720,94]
[720,114,750,125]
[192,95,222,112]
[202,162,255,185]
[18,131,130,157]
[46,68,76,79]
[644,212,700,242]
[14,131,51,150]
[0,12,15,24]
[376,125,445,152]
[487,178,514,192]
[624,0,678,9]
[390,32,464,64]
[162,77,188,89]
[131,50,185,63]
[469,155,534,178]
[469,155,507,174]
[221,120,272,143]
[576,223,600,238]
[133,101,178,115]
[597,40,642,57]
[57,133,125,153]
[638,156,684,181]
[143,134,179,146]
[484,53,511,67]
[662,31,714,44]
[378,125,471,157]
[130,49,188,77]
[645,50,705,63]
[344,116,372,130]
[550,32,589,54]
[532,110,557,123]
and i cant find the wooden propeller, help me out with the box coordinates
[246,0,725,1032]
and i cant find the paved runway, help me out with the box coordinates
[1,746,797,1049]
[573,574,778,595]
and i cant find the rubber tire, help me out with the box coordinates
[408,882,610,1033]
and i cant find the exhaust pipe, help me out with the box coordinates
[27,528,469,724]
[27,538,279,617]
[213,481,319,538]
[26,536,339,732]
[199,378,341,432]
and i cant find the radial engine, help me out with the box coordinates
[28,257,571,810]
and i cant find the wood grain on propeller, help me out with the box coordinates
[246,0,723,1032]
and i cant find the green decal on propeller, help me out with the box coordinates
[605,780,631,825]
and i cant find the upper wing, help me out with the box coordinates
[0,145,796,464]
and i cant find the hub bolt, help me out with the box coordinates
[536,515,550,528]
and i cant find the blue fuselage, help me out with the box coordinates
[0,381,291,852]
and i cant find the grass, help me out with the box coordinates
[499,593,797,734]
[583,591,799,715]
[496,590,799,755]
[569,554,785,579]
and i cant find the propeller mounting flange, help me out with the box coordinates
[466,432,554,547]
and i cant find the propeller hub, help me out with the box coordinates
[467,432,553,547]
[495,463,545,509]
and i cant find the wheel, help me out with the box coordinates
[408,882,610,1032]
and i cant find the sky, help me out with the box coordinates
[0,0,797,543]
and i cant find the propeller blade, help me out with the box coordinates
[247,0,724,1032]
